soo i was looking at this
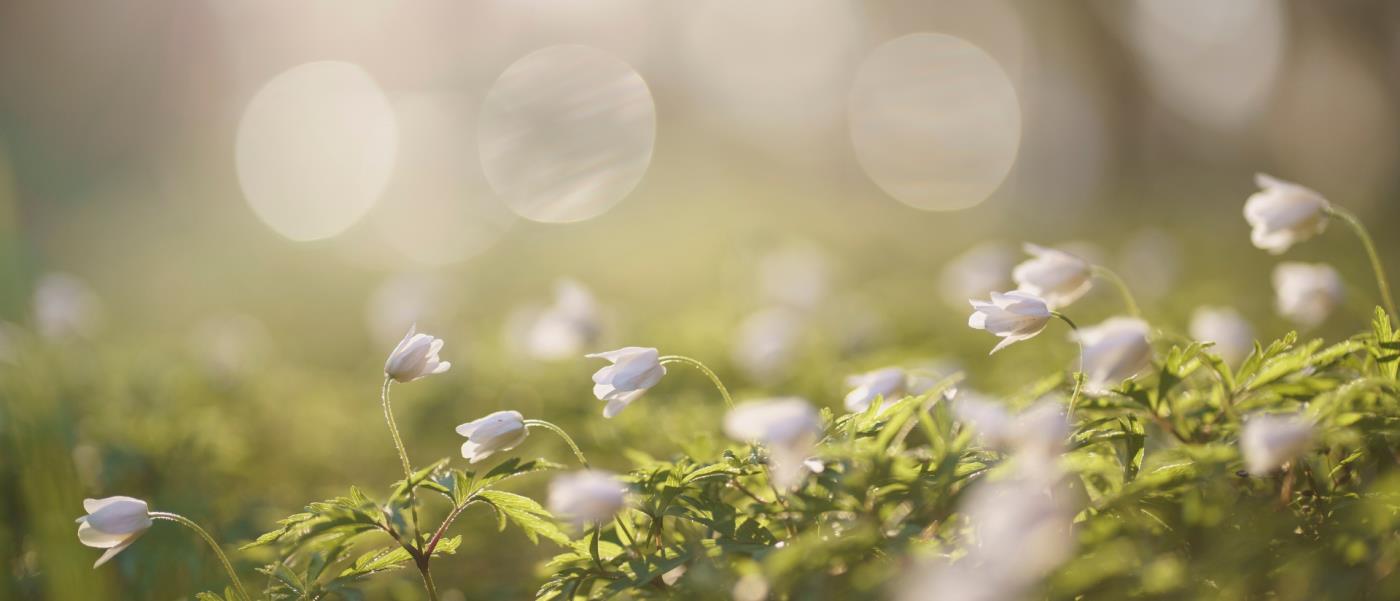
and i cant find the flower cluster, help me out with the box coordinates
[71,173,1397,601]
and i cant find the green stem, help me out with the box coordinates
[150,512,252,601]
[658,355,735,408]
[381,378,413,481]
[590,522,605,573]
[1330,206,1397,324]
[524,419,591,468]
[1091,265,1142,318]
[418,562,440,601]
[381,379,424,549]
[1052,312,1086,416]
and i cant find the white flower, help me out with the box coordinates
[758,244,830,310]
[938,242,1016,310]
[1273,262,1343,328]
[953,394,1067,457]
[76,496,152,567]
[587,346,666,418]
[968,291,1052,354]
[1241,413,1314,476]
[1012,243,1093,309]
[843,366,910,413]
[455,410,528,463]
[724,397,823,490]
[34,272,101,340]
[1076,317,1153,394]
[1189,306,1255,365]
[384,325,451,383]
[1244,174,1330,255]
[547,470,627,526]
[732,307,803,383]
[661,564,688,586]
[525,279,602,360]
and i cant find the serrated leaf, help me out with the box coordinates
[478,490,571,545]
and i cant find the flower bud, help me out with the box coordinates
[968,291,1052,354]
[586,346,666,418]
[384,325,451,383]
[547,470,628,526]
[1241,413,1314,476]
[1012,243,1092,309]
[1244,174,1329,255]
[456,410,529,463]
[1076,317,1153,394]
[1272,262,1342,328]
[76,496,152,567]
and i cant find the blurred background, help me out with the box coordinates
[2,1,1399,599]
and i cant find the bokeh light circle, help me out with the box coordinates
[848,33,1022,211]
[478,45,657,224]
[235,61,398,241]
[1126,0,1285,132]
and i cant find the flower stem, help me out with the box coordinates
[1329,206,1397,325]
[418,562,440,601]
[150,512,252,601]
[381,378,414,481]
[589,522,605,573]
[380,378,424,548]
[524,419,591,468]
[1091,265,1142,318]
[657,355,734,408]
[1052,312,1086,415]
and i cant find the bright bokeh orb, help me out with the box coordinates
[848,33,1022,211]
[236,61,398,241]
[478,45,656,224]
[1127,0,1286,131]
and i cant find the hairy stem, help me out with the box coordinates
[150,512,252,601]
[1091,265,1142,318]
[425,498,482,557]
[658,355,735,408]
[381,378,414,482]
[417,561,440,601]
[524,419,591,468]
[1330,206,1397,325]
[1052,312,1086,415]
[381,379,425,550]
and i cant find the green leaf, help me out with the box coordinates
[477,490,571,545]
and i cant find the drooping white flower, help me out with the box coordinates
[758,243,830,310]
[455,410,528,464]
[938,241,1016,311]
[953,394,1067,458]
[843,366,910,413]
[1076,317,1153,394]
[587,346,666,418]
[968,291,1052,354]
[384,325,452,383]
[723,397,823,489]
[1241,413,1314,476]
[899,411,1075,601]
[1244,174,1330,255]
[1272,262,1343,328]
[76,496,153,567]
[547,470,628,526]
[732,307,803,383]
[34,272,102,340]
[525,279,602,360]
[1012,243,1093,309]
[1189,306,1255,365]
[661,564,688,586]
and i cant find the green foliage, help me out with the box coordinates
[522,321,1400,600]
